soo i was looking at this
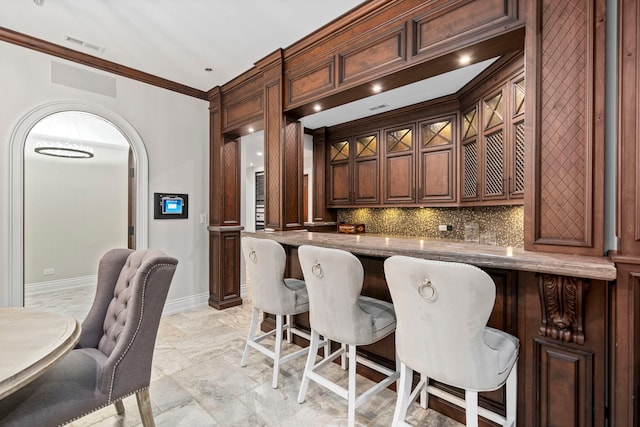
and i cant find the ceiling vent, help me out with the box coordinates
[62,34,105,53]
[369,103,390,111]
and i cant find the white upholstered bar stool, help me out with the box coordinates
[297,245,399,427]
[240,236,312,389]
[384,255,519,427]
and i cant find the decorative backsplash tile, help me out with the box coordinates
[337,206,524,247]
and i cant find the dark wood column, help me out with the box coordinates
[524,0,606,256]
[312,127,336,223]
[611,0,640,424]
[259,50,304,231]
[208,87,242,309]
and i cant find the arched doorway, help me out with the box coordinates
[8,101,149,307]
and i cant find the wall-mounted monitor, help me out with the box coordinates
[154,193,188,219]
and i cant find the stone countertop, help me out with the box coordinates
[244,230,617,281]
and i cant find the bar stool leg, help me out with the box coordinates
[286,314,293,344]
[241,307,259,367]
[272,314,284,388]
[420,374,428,409]
[298,330,321,403]
[505,361,517,426]
[392,362,413,427]
[465,389,479,427]
[341,343,347,370]
[347,344,357,427]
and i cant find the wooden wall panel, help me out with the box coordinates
[525,0,605,255]
[534,339,593,427]
[221,71,264,133]
[618,0,640,257]
[338,26,406,84]
[284,119,303,228]
[209,90,223,226]
[263,60,283,229]
[413,0,514,57]
[208,229,242,309]
[287,61,334,106]
[221,139,240,225]
[223,93,263,130]
[613,2,640,422]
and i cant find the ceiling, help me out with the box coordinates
[0,0,365,91]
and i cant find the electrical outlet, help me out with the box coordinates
[43,268,55,275]
[438,224,453,232]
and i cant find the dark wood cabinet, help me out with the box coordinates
[328,132,380,206]
[460,71,525,205]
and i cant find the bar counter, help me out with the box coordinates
[246,230,616,281]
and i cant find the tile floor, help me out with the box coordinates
[25,285,461,427]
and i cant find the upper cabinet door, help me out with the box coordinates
[384,126,415,204]
[418,116,456,204]
[353,132,380,204]
[328,140,351,206]
[461,106,481,202]
[482,89,508,201]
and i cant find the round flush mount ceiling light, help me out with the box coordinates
[34,141,94,159]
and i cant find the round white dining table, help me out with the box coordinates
[0,307,81,400]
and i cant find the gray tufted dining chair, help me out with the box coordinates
[0,248,178,427]
[384,255,519,427]
[297,245,399,427]
[240,237,318,389]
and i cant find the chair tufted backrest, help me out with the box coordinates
[298,245,374,345]
[99,250,148,356]
[81,248,177,398]
[241,237,301,315]
[384,255,503,390]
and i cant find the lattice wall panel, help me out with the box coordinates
[513,122,526,193]
[266,83,281,227]
[538,0,588,242]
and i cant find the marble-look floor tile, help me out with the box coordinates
[27,287,463,427]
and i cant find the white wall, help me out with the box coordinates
[0,42,210,309]
[24,144,129,284]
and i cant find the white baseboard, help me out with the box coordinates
[162,292,210,315]
[25,275,97,296]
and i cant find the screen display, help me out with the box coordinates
[162,197,183,214]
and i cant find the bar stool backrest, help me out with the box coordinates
[384,255,501,390]
[298,245,373,345]
[241,237,298,315]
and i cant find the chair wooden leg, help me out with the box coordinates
[241,307,260,367]
[465,389,479,427]
[286,314,293,343]
[114,399,125,415]
[392,362,413,427]
[136,389,155,427]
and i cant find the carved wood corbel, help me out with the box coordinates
[538,274,589,345]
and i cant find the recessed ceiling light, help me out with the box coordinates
[372,84,382,93]
[313,104,322,112]
[459,55,471,65]
[256,152,263,156]
[249,163,254,167]
[248,127,254,133]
